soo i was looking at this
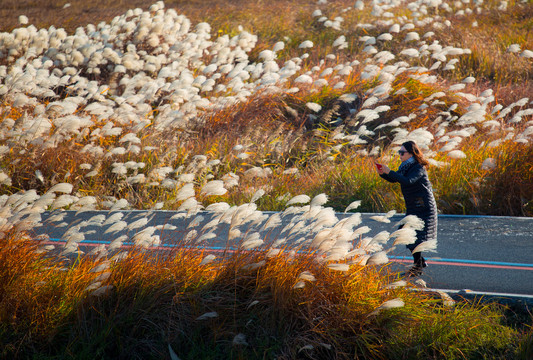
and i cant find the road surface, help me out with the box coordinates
[34,210,533,297]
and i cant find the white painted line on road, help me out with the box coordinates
[420,288,533,300]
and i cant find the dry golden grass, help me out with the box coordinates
[0,231,527,359]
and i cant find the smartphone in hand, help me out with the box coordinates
[375,163,383,171]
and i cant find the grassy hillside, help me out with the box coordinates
[0,0,532,359]
[0,0,532,216]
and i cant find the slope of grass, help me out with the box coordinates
[0,234,530,360]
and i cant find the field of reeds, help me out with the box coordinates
[1,0,533,358]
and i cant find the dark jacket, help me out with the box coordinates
[380,161,437,249]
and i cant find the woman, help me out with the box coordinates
[376,141,438,276]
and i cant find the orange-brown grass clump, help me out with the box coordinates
[1,0,532,217]
[0,230,529,359]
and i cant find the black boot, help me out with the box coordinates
[407,252,427,277]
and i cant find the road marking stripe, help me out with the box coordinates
[44,238,533,270]
[388,255,533,269]
[390,258,533,270]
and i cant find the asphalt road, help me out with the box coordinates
[34,210,533,296]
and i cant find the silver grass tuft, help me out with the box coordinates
[366,251,389,265]
[412,240,438,253]
[368,298,404,316]
[344,200,361,213]
[310,193,328,208]
[327,263,350,272]
[395,215,425,231]
[390,228,417,246]
[47,182,73,194]
[286,194,310,206]
[196,312,218,320]
[199,254,216,266]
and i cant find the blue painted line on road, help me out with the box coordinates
[388,255,533,268]
[46,237,533,269]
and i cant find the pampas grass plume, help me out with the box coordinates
[412,240,437,253]
[201,180,227,196]
[371,231,390,244]
[344,200,361,212]
[196,312,218,320]
[390,228,417,246]
[366,251,389,265]
[384,280,407,289]
[369,214,391,223]
[310,193,328,207]
[196,232,216,243]
[395,215,425,231]
[369,298,404,316]
[286,194,310,206]
[199,254,216,265]
[261,213,282,231]
[250,189,265,203]
[48,183,73,194]
[206,202,231,213]
[293,281,306,289]
[327,263,350,272]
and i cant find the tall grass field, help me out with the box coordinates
[0,0,532,358]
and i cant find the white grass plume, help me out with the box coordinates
[298,271,316,282]
[286,194,310,206]
[261,213,282,232]
[310,193,328,207]
[226,228,240,241]
[110,199,129,211]
[250,189,265,203]
[344,200,361,213]
[366,251,389,265]
[370,231,390,245]
[199,254,216,266]
[233,333,248,346]
[241,261,266,271]
[196,312,218,320]
[272,237,287,247]
[108,235,128,251]
[187,215,205,228]
[412,240,438,253]
[351,254,370,266]
[206,202,231,213]
[196,232,216,243]
[341,213,362,229]
[436,290,455,307]
[310,207,338,230]
[293,281,306,289]
[395,215,425,231]
[352,226,371,237]
[201,218,221,232]
[176,183,195,201]
[178,198,202,212]
[369,214,391,223]
[368,298,404,316]
[389,228,417,246]
[183,230,198,243]
[384,280,407,289]
[47,182,73,194]
[132,227,158,247]
[240,232,264,250]
[127,217,150,231]
[327,263,350,272]
[104,220,127,234]
[200,180,227,196]
[168,344,182,360]
[266,248,281,258]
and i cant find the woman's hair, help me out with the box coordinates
[402,141,429,167]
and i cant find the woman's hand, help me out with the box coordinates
[381,165,390,174]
